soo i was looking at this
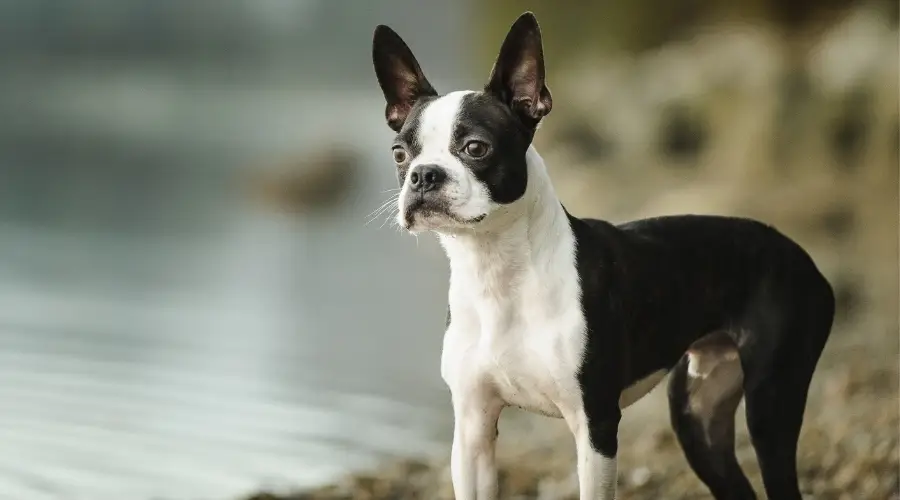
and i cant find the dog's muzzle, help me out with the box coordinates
[399,164,487,230]
[408,164,446,193]
[401,164,450,226]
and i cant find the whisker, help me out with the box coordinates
[365,194,399,218]
[364,195,400,226]
[366,204,396,225]
[364,202,390,221]
[379,208,399,229]
[388,216,403,233]
[365,209,393,227]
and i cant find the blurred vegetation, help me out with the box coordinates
[477,0,898,67]
[244,147,361,215]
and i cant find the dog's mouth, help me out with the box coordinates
[402,196,485,230]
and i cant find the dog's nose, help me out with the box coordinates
[408,164,446,193]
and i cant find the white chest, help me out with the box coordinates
[436,184,588,419]
[440,265,587,419]
[443,314,586,418]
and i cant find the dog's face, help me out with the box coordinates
[372,12,552,233]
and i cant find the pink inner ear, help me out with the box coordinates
[387,101,410,125]
[510,56,540,97]
[391,55,421,101]
[387,106,402,124]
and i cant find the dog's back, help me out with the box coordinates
[572,212,834,374]
[572,212,834,499]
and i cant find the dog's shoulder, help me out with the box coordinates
[564,213,631,289]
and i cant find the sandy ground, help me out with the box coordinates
[245,315,899,500]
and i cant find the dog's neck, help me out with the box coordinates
[437,147,576,316]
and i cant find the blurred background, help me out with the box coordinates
[0,1,895,500]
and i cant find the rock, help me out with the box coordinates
[629,467,652,488]
[244,147,361,215]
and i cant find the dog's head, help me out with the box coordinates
[372,12,552,234]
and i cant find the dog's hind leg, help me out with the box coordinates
[668,332,756,500]
[738,278,834,500]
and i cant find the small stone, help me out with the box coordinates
[630,467,653,487]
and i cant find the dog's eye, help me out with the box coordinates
[464,141,489,158]
[392,147,408,164]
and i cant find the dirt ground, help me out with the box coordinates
[245,313,899,500]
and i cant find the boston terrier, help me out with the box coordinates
[371,12,834,500]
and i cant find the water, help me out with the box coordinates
[0,117,460,500]
[0,26,475,500]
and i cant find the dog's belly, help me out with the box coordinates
[619,369,669,409]
[494,367,669,416]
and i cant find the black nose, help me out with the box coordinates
[408,164,446,193]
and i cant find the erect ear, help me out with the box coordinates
[485,12,552,129]
[372,25,438,132]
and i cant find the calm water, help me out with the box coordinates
[0,3,476,497]
[0,85,469,500]
[0,152,456,500]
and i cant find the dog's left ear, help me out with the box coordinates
[373,25,438,132]
[485,12,552,129]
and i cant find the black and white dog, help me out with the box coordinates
[372,12,834,500]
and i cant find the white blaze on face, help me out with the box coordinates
[397,90,494,231]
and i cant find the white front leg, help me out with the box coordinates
[576,434,617,499]
[449,389,503,500]
[568,409,619,499]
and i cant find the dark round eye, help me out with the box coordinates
[464,141,489,158]
[392,147,408,164]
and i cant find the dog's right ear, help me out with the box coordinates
[372,25,438,132]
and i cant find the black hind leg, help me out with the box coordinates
[742,344,825,500]
[668,332,756,500]
[740,285,834,500]
[742,376,808,500]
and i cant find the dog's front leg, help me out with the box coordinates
[450,390,502,500]
[568,406,621,499]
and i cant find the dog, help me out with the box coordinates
[371,12,834,500]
